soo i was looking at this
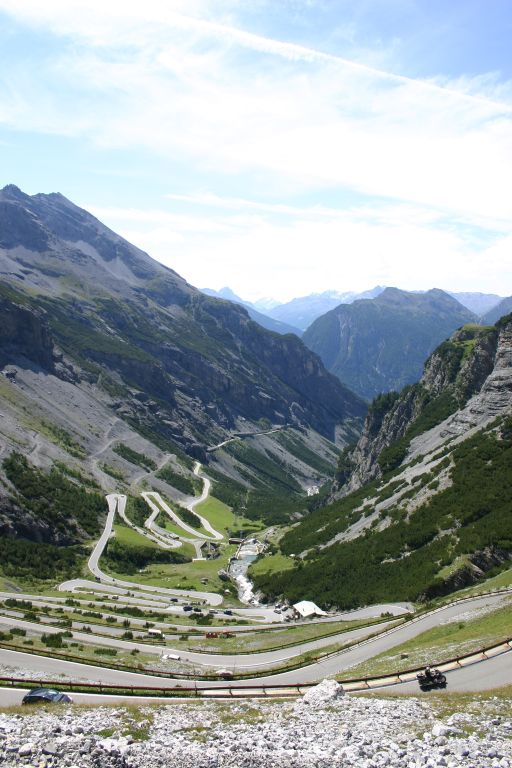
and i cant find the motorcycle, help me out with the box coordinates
[416,668,447,691]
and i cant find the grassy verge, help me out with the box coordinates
[0,598,249,631]
[195,496,263,537]
[114,524,159,548]
[249,553,296,578]
[152,516,189,538]
[108,544,239,596]
[101,525,239,596]
[0,633,190,673]
[183,616,395,653]
[338,598,512,680]
[155,509,210,539]
[0,616,401,682]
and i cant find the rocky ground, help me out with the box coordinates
[0,680,511,767]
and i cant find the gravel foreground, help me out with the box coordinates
[0,681,511,768]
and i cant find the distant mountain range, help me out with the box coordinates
[201,286,507,338]
[198,284,511,402]
[302,287,476,400]
[482,296,512,325]
[200,286,301,336]
[265,288,386,331]
[448,291,503,316]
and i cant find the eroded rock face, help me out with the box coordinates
[422,547,511,599]
[342,318,511,493]
[0,184,366,445]
[0,298,54,371]
[0,491,74,545]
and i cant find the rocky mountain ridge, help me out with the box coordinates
[265,286,386,331]
[448,290,504,316]
[200,286,301,336]
[252,313,512,608]
[0,185,366,555]
[483,295,512,326]
[345,315,511,491]
[0,184,365,447]
[302,287,476,400]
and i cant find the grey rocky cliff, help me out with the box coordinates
[0,489,74,545]
[422,546,511,599]
[0,184,365,448]
[342,317,510,493]
[0,297,55,371]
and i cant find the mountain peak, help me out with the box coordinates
[303,287,476,400]
[1,184,27,201]
[0,183,188,293]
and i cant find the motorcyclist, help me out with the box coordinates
[424,665,434,680]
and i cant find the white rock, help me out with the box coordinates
[98,737,130,755]
[301,678,344,707]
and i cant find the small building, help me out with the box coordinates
[292,600,327,619]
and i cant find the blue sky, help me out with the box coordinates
[1,0,511,301]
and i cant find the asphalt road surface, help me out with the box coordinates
[0,646,510,708]
[0,593,509,693]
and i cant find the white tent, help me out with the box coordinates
[292,600,327,618]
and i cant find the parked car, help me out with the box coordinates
[183,606,193,612]
[22,688,73,705]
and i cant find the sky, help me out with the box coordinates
[0,0,511,303]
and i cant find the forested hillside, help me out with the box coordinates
[252,315,512,608]
[302,288,475,400]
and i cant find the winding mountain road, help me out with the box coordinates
[2,464,509,703]
[61,494,223,606]
[0,593,510,690]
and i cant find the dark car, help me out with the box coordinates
[22,688,73,705]
[183,605,193,611]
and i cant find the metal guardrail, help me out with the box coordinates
[0,604,397,656]
[1,635,511,699]
[276,586,512,674]
[339,637,512,692]
[0,587,510,697]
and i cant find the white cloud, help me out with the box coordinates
[87,201,511,302]
[45,42,512,229]
[1,1,512,297]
